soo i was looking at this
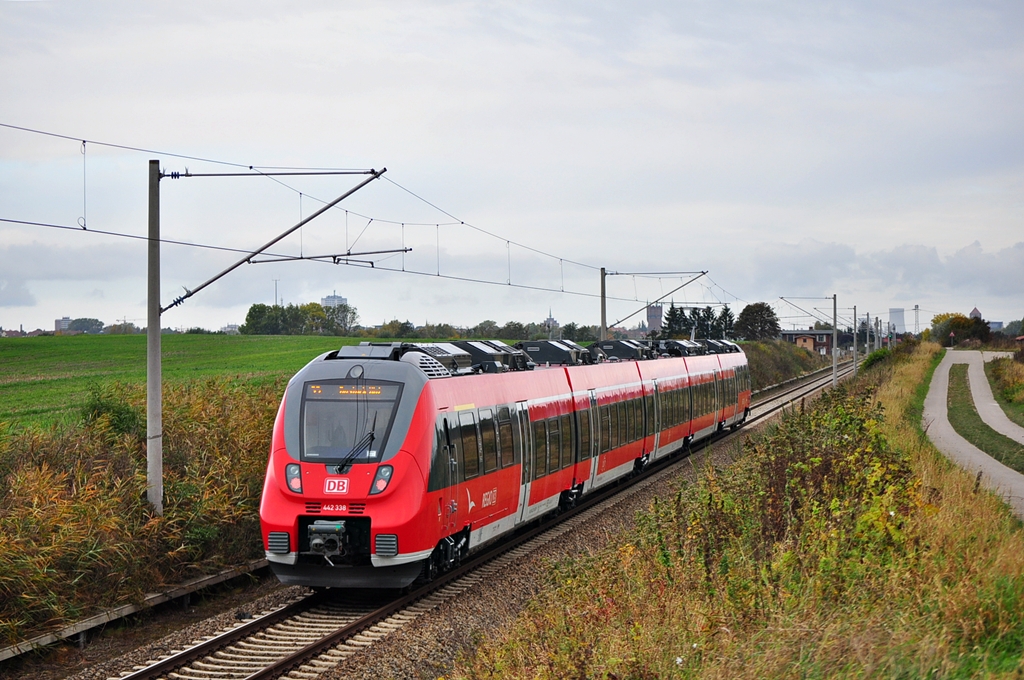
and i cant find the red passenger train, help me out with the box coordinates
[259,339,751,589]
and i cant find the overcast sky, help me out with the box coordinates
[2,1,1022,335]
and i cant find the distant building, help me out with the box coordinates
[220,323,240,335]
[888,308,906,334]
[321,291,348,308]
[989,321,1004,332]
[969,307,982,320]
[646,304,664,334]
[543,309,559,339]
[55,316,71,332]
[780,327,833,356]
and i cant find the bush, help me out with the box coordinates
[861,347,891,370]
[82,383,144,440]
[740,340,829,391]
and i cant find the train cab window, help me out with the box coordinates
[533,420,548,479]
[560,414,573,468]
[497,408,515,468]
[479,409,499,474]
[300,380,403,464]
[578,409,591,459]
[459,411,480,480]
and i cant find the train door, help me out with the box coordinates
[514,402,532,524]
[586,390,600,490]
[714,370,723,430]
[441,416,459,535]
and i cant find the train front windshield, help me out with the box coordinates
[300,380,403,464]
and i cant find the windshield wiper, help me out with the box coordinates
[336,412,377,470]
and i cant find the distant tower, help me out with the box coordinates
[544,308,559,339]
[914,305,920,334]
[321,290,348,308]
[888,308,906,335]
[969,307,982,320]
[646,304,664,334]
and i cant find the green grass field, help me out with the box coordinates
[0,334,360,427]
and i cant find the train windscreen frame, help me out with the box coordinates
[299,380,403,464]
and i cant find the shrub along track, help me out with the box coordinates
[61,363,853,680]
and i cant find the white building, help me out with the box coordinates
[321,291,348,308]
[888,308,906,335]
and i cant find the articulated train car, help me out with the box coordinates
[259,340,751,589]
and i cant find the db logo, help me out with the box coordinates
[324,478,349,494]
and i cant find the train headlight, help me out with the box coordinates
[369,465,393,495]
[285,463,302,493]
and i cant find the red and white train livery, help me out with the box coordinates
[259,340,751,588]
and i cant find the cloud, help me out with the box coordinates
[0,279,35,307]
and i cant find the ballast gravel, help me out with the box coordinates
[13,420,771,680]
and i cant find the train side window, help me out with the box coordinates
[497,412,515,469]
[548,417,561,472]
[644,394,654,436]
[624,398,635,443]
[600,405,611,453]
[533,419,548,479]
[633,399,643,441]
[579,409,591,459]
[609,402,619,449]
[668,389,677,426]
[560,414,573,468]
[479,409,499,474]
[459,411,480,480]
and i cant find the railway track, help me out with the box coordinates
[110,361,854,680]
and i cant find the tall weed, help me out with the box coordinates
[0,377,285,643]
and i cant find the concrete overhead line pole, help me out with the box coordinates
[852,304,857,377]
[600,267,607,341]
[147,160,162,514]
[832,294,838,388]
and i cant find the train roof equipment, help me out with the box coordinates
[451,340,533,372]
[515,339,593,366]
[333,342,473,378]
[652,338,704,357]
[702,339,742,354]
[588,339,655,362]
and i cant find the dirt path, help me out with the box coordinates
[923,349,1024,519]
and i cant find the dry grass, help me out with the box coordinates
[987,357,1024,429]
[453,341,1024,678]
[0,378,284,644]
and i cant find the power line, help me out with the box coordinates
[0,216,656,305]
[0,122,363,171]
[383,176,602,272]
